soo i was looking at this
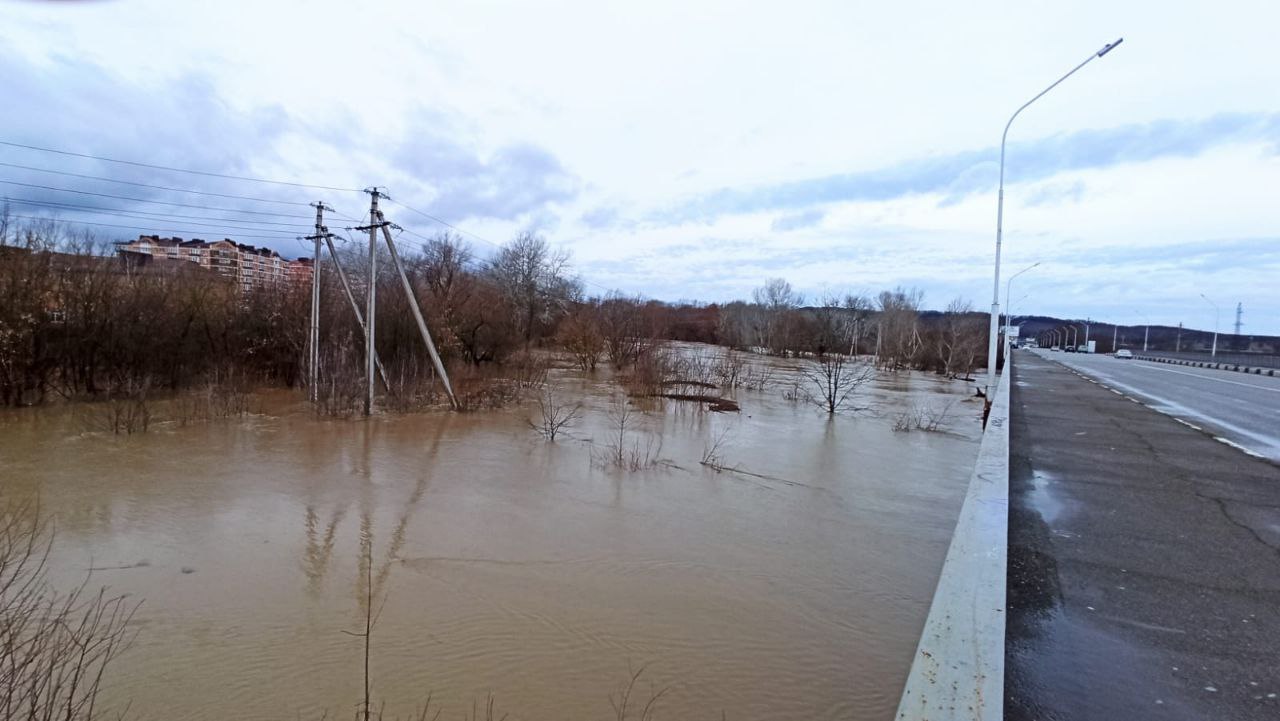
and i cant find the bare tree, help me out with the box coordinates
[487,232,580,346]
[1,501,139,721]
[801,354,875,414]
[527,386,582,441]
[555,303,605,371]
[875,287,924,370]
[752,278,803,355]
[936,297,984,379]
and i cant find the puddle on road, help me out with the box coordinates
[1029,470,1066,526]
[1,349,983,721]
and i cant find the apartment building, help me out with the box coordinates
[116,236,312,292]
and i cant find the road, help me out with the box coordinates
[1031,348,1280,462]
[1006,351,1280,721]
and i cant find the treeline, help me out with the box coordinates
[0,216,989,409]
[713,279,988,377]
[0,221,305,406]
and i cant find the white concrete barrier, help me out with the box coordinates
[895,369,1009,721]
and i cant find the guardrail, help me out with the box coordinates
[1141,350,1280,369]
[1135,353,1278,377]
[895,368,1009,721]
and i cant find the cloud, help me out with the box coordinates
[771,208,825,232]
[1023,179,1085,207]
[580,205,620,229]
[655,112,1280,223]
[0,47,322,252]
[393,114,578,223]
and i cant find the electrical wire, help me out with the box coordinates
[0,161,316,207]
[363,200,616,294]
[0,179,315,219]
[3,197,312,230]
[4,213,297,242]
[0,139,363,193]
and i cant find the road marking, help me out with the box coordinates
[1131,363,1280,393]
[1175,419,1202,431]
[1097,378,1279,458]
[1214,437,1266,459]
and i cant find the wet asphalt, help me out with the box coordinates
[1006,351,1280,721]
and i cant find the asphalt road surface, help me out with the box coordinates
[1033,348,1280,462]
[1006,352,1280,721]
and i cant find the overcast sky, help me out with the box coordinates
[1,0,1277,334]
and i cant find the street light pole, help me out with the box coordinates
[1200,293,1220,358]
[984,38,1123,404]
[1003,262,1041,359]
[1135,310,1150,352]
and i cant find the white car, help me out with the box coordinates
[1114,349,1133,359]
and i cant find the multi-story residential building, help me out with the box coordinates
[115,236,308,292]
[286,257,314,286]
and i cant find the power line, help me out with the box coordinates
[0,179,315,219]
[3,197,312,229]
[4,213,297,242]
[0,161,318,207]
[384,197,503,252]
[4,199,301,238]
[381,199,614,294]
[0,162,314,207]
[0,139,363,193]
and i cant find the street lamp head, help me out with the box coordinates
[1097,38,1124,57]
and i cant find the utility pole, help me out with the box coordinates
[307,202,332,403]
[1176,322,1182,352]
[1084,319,1091,351]
[363,188,382,416]
[1234,302,1243,336]
[374,208,459,409]
[1112,325,1118,352]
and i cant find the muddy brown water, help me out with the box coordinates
[1,350,982,721]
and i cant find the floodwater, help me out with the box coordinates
[1,349,982,721]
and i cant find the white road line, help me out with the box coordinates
[1175,419,1202,431]
[1215,437,1266,459]
[1095,377,1279,457]
[1131,363,1280,393]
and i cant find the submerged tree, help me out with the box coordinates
[0,501,139,720]
[801,354,875,414]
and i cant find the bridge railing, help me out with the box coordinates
[894,368,1009,721]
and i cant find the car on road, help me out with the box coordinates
[1115,349,1133,359]
[1050,346,1060,351]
